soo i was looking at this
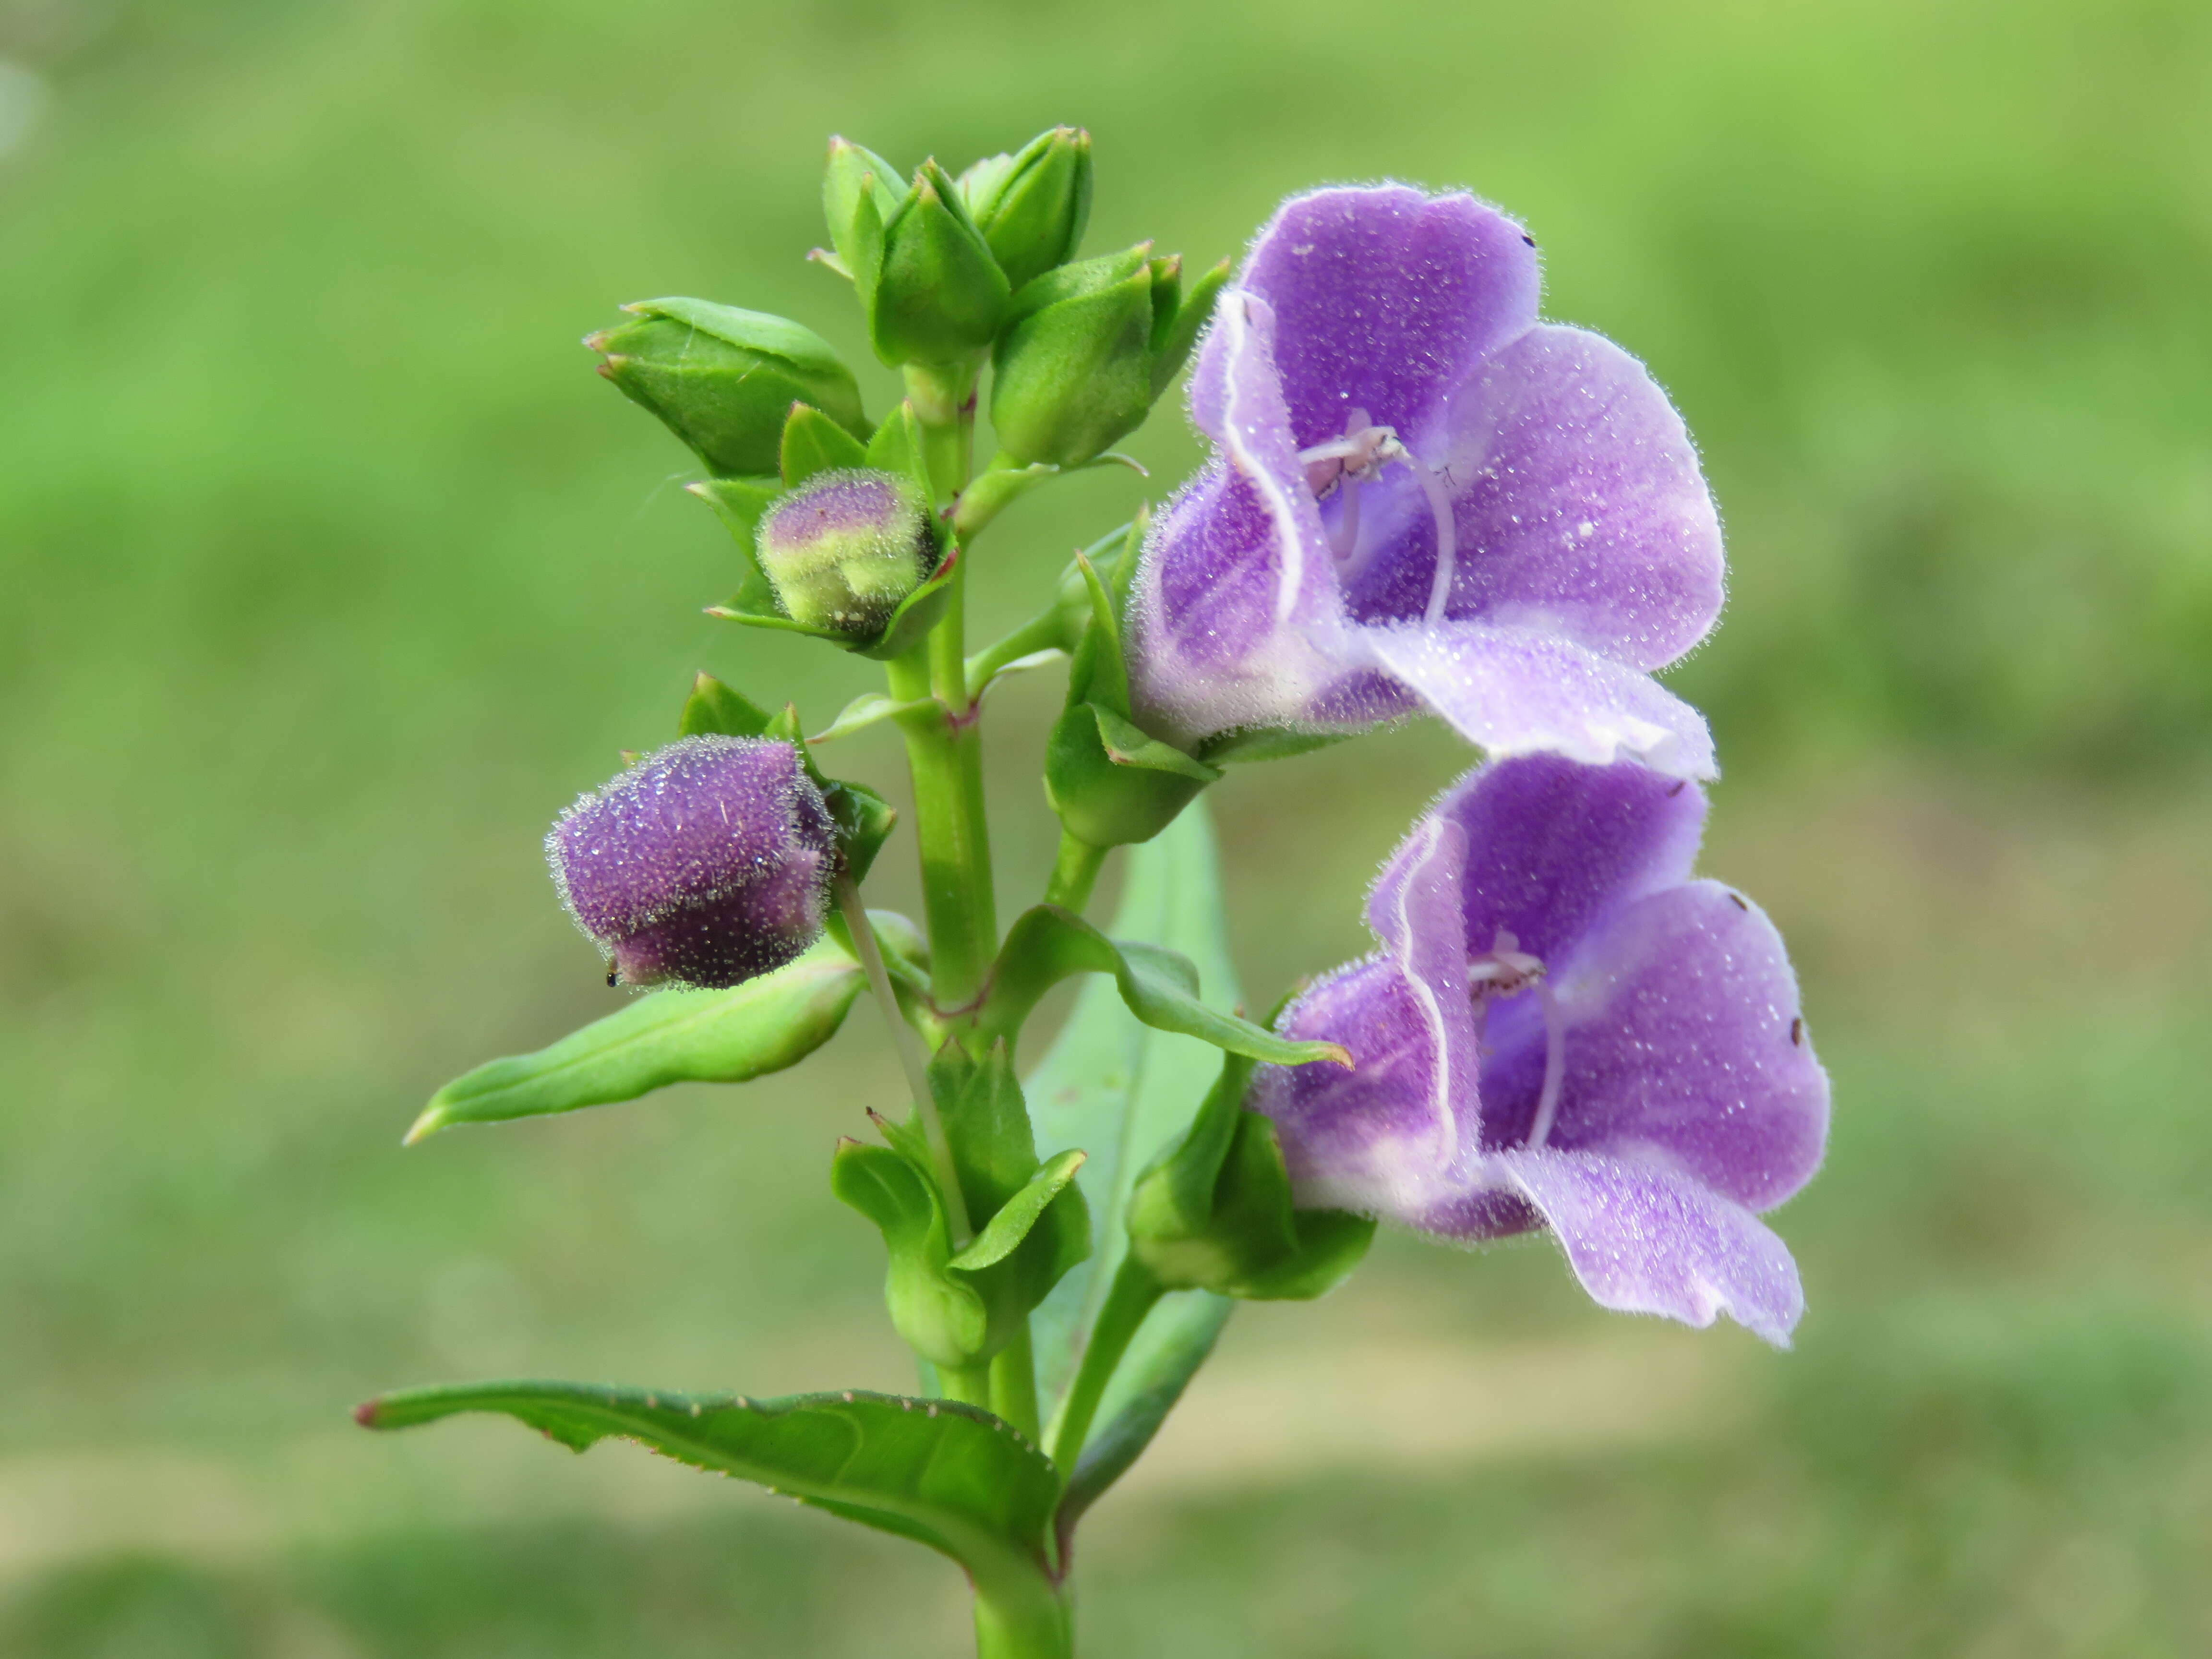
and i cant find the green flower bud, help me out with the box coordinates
[870,160,1010,366]
[756,469,933,638]
[990,248,1230,467]
[957,126,1093,292]
[587,298,866,478]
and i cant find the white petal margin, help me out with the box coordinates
[1494,1148,1804,1346]
[1363,621,1719,780]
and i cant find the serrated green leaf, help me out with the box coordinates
[951,1150,1087,1272]
[1025,807,1238,1421]
[407,924,918,1141]
[356,1380,1059,1615]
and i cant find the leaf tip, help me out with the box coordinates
[352,1397,384,1429]
[401,1107,443,1146]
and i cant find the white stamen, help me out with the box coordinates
[1405,448,1459,626]
[1466,928,1567,1149]
[1330,476,1361,561]
[1295,410,1458,618]
[1526,982,1567,1149]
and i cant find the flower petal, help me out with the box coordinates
[1193,185,1540,448]
[1130,294,1347,744]
[1492,1149,1805,1346]
[1363,620,1718,779]
[1479,881,1829,1208]
[1342,325,1724,665]
[1399,754,1708,969]
[1252,812,1481,1218]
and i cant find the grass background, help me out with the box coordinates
[1,0,2208,1651]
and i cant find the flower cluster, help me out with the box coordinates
[1129,184,1825,1342]
[373,134,1833,1659]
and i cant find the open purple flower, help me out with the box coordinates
[548,735,838,989]
[1247,755,1827,1343]
[1129,185,1725,777]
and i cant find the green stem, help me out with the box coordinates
[1042,832,1107,915]
[939,1361,994,1411]
[1045,1256,1166,1476]
[973,1580,1071,1659]
[989,1327,1041,1444]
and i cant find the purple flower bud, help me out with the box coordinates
[547,736,838,989]
[756,469,932,639]
[1129,186,1725,778]
[1248,755,1829,1344]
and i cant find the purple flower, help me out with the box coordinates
[1130,185,1724,778]
[1248,755,1828,1343]
[547,736,838,989]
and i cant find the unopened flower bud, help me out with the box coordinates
[958,126,1092,292]
[757,469,934,639]
[587,298,866,477]
[870,161,1010,366]
[991,248,1228,467]
[547,736,838,990]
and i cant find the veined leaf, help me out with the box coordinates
[357,1381,1059,1616]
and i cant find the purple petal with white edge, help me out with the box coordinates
[1491,1149,1806,1346]
[1364,621,1717,779]
[1407,753,1707,970]
[1476,881,1828,1207]
[1251,813,1482,1218]
[1342,326,1724,663]
[1130,295,1347,745]
[1192,186,1540,449]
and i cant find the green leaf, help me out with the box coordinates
[1057,1289,1231,1533]
[678,671,774,739]
[780,401,869,488]
[951,1150,1087,1272]
[810,691,932,745]
[1025,806,1237,1420]
[356,1380,1059,1614]
[978,905,1349,1070]
[406,924,919,1142]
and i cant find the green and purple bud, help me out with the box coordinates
[756,469,934,639]
[956,126,1093,292]
[547,736,838,990]
[990,247,1228,468]
[586,298,866,478]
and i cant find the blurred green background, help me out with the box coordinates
[3,0,2209,1652]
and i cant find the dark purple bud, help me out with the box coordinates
[546,736,838,989]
